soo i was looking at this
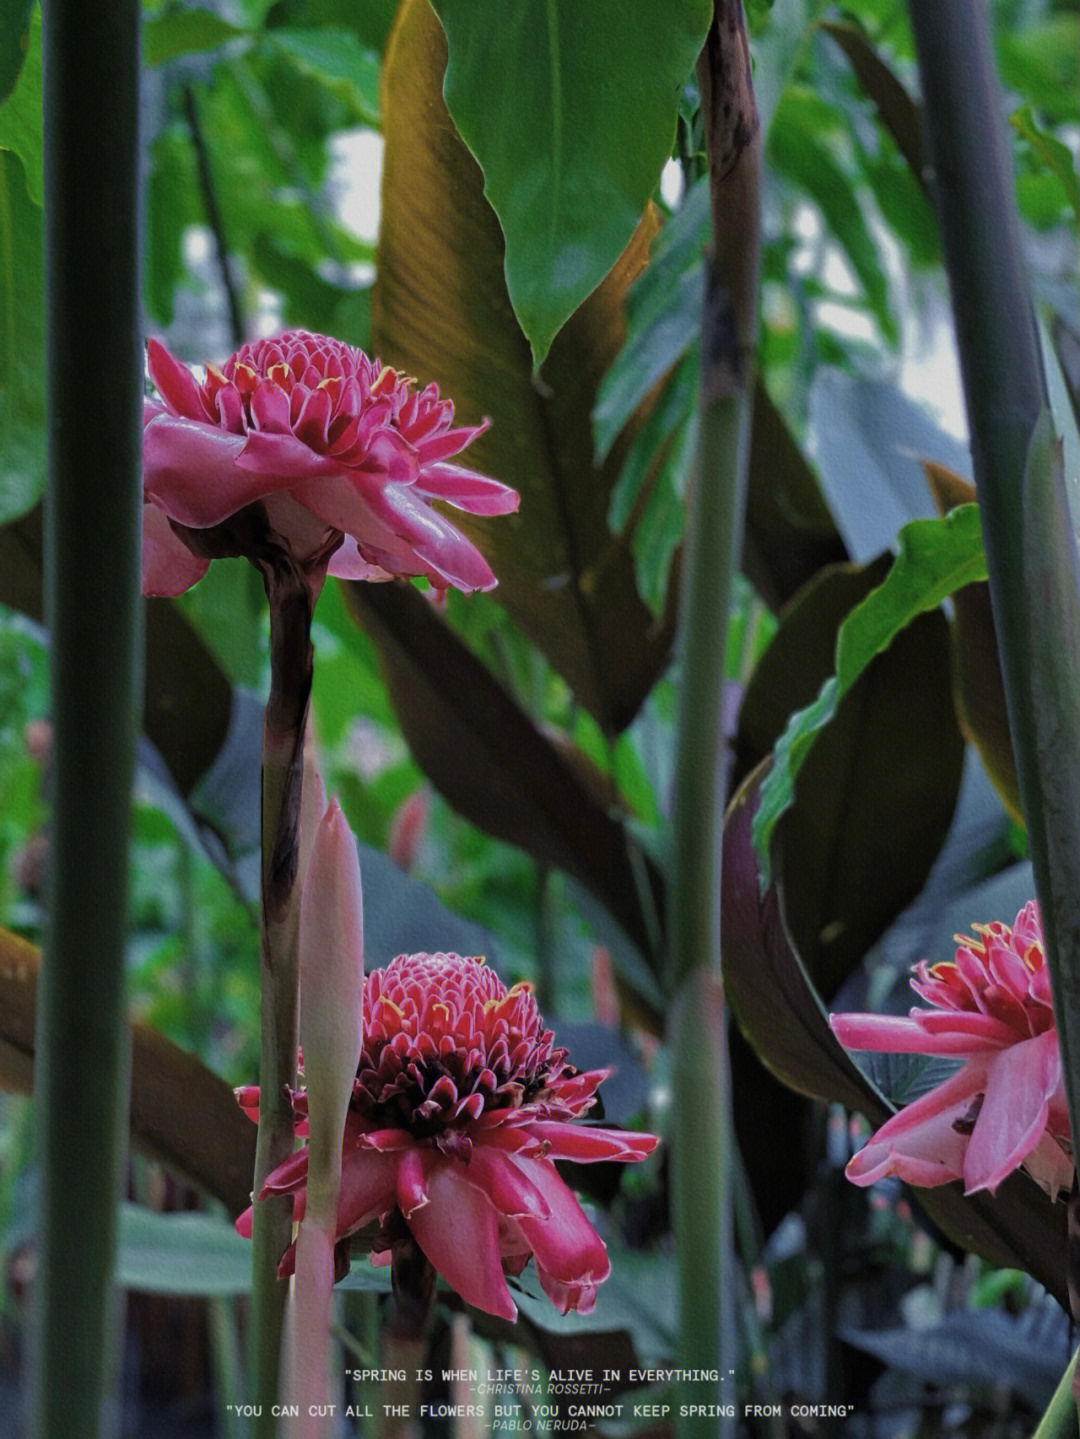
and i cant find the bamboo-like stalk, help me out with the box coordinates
[33,3,143,1436]
[907,3,1080,1244]
[668,4,760,1437]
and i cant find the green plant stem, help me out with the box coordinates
[249,566,316,1437]
[1033,1350,1080,1439]
[33,2,142,1437]
[907,5,1080,1224]
[668,6,760,1437]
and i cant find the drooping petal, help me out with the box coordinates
[335,1149,399,1236]
[508,1156,611,1287]
[405,1160,518,1321]
[415,461,521,514]
[396,1146,434,1218]
[534,1263,601,1316]
[829,1011,1015,1055]
[326,539,396,582]
[521,1121,659,1163]
[459,1145,552,1221]
[143,414,280,526]
[844,1063,987,1188]
[963,1029,1061,1193]
[141,502,210,597]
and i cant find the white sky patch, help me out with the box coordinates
[329,128,384,244]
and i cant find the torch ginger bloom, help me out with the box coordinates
[142,330,518,597]
[830,902,1073,1199]
[236,952,658,1320]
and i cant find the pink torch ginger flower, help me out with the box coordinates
[142,330,518,597]
[236,952,658,1320]
[830,902,1073,1198]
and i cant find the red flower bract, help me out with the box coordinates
[142,330,518,597]
[236,953,658,1319]
[830,902,1073,1198]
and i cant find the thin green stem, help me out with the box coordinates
[1033,1350,1080,1439]
[668,5,760,1436]
[32,2,142,1436]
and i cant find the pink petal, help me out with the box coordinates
[260,1149,312,1199]
[336,1149,399,1236]
[413,421,488,464]
[144,414,284,526]
[1022,1129,1074,1200]
[234,427,351,483]
[459,1145,552,1221]
[963,1029,1061,1193]
[508,1156,610,1287]
[300,471,498,591]
[147,338,206,421]
[405,1160,517,1320]
[141,502,210,596]
[521,1121,659,1163]
[845,1063,987,1188]
[830,1011,1013,1055]
[396,1146,434,1218]
[355,1127,414,1152]
[534,1263,601,1316]
[416,462,520,515]
[326,539,396,582]
[250,379,292,434]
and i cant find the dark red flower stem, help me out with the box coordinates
[249,554,318,1434]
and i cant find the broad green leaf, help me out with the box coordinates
[752,504,986,884]
[0,0,32,106]
[922,461,1020,821]
[597,174,845,613]
[0,151,44,523]
[0,2,40,203]
[770,85,896,342]
[176,558,266,689]
[266,26,380,126]
[144,128,199,325]
[736,556,964,994]
[117,1205,251,1296]
[374,0,674,732]
[592,179,710,462]
[143,8,249,66]
[721,771,1069,1305]
[1011,104,1079,222]
[429,0,711,364]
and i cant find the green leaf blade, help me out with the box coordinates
[0,0,33,107]
[430,0,711,364]
[0,150,45,523]
[753,504,987,881]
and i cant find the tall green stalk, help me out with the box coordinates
[33,3,142,1436]
[668,5,760,1437]
[907,5,1080,1219]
